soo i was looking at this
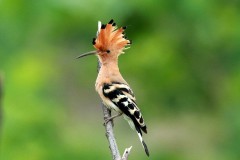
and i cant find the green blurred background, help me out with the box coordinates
[1,0,240,159]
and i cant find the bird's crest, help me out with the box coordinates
[92,19,131,55]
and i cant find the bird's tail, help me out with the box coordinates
[124,115,149,156]
[136,127,150,157]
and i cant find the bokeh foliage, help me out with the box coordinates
[1,0,240,159]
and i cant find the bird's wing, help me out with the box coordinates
[102,82,147,134]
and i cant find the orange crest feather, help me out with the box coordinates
[92,19,131,55]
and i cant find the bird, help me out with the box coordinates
[77,19,149,156]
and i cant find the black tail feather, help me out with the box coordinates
[130,114,149,156]
[135,124,150,156]
[142,140,150,157]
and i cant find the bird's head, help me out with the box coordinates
[77,19,131,62]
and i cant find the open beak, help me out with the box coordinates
[76,50,97,59]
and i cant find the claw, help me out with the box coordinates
[103,113,123,126]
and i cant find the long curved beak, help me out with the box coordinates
[76,50,97,59]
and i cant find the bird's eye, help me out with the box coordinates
[106,50,110,53]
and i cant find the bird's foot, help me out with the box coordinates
[103,113,123,126]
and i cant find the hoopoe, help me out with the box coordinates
[77,19,149,156]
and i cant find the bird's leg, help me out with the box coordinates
[104,113,123,125]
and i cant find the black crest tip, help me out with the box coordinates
[112,22,116,26]
[101,24,106,29]
[108,19,114,24]
[92,38,96,45]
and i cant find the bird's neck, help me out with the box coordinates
[96,58,126,90]
[98,60,121,81]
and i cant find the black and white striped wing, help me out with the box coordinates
[102,82,147,134]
